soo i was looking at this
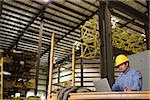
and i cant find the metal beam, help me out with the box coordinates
[34,0,84,21]
[111,11,145,29]
[35,14,44,95]
[117,22,145,34]
[0,21,25,29]
[3,2,37,15]
[48,5,83,21]
[117,10,148,29]
[2,11,80,39]
[51,1,88,17]
[45,10,79,25]
[41,9,99,58]
[66,0,95,13]
[0,0,3,19]
[80,58,83,87]
[1,12,30,23]
[2,7,33,19]
[8,1,50,52]
[82,0,98,8]
[134,0,147,8]
[46,49,50,98]
[44,16,74,29]
[99,0,107,79]
[99,0,114,87]
[145,1,149,50]
[109,1,149,27]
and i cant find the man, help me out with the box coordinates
[112,54,142,91]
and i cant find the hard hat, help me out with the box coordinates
[115,54,129,67]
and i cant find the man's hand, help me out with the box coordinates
[124,87,132,91]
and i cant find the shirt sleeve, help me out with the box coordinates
[132,70,142,91]
[112,78,120,91]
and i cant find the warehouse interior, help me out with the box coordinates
[0,0,149,99]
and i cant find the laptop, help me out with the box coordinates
[93,78,112,92]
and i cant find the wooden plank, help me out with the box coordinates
[0,58,3,100]
[69,91,150,100]
[72,46,75,86]
[47,33,55,99]
[50,92,150,100]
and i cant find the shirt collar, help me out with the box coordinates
[123,67,130,74]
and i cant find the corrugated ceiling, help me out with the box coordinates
[0,0,148,63]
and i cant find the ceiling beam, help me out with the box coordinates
[41,9,99,58]
[109,1,149,27]
[65,0,95,13]
[3,2,37,15]
[111,11,145,29]
[2,9,80,37]
[117,22,144,34]
[45,10,79,25]
[118,10,148,29]
[2,7,33,19]
[0,0,3,19]
[134,0,147,8]
[8,1,50,52]
[51,1,88,17]
[82,0,98,8]
[17,0,84,21]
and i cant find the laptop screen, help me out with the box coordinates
[93,78,112,92]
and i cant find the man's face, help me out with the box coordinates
[118,63,128,72]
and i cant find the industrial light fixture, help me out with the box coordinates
[141,34,146,37]
[44,0,49,2]
[74,41,81,50]
[111,16,119,28]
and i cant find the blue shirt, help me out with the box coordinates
[112,67,142,91]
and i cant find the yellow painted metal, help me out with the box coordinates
[80,18,100,59]
[72,46,75,86]
[0,57,3,100]
[5,80,35,89]
[80,18,146,59]
[112,27,146,53]
[0,57,11,63]
[47,33,55,100]
[13,81,35,89]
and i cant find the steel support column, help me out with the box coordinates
[145,1,149,50]
[80,58,83,87]
[99,0,114,87]
[46,50,50,98]
[35,14,44,95]
[80,42,84,87]
[58,64,60,84]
